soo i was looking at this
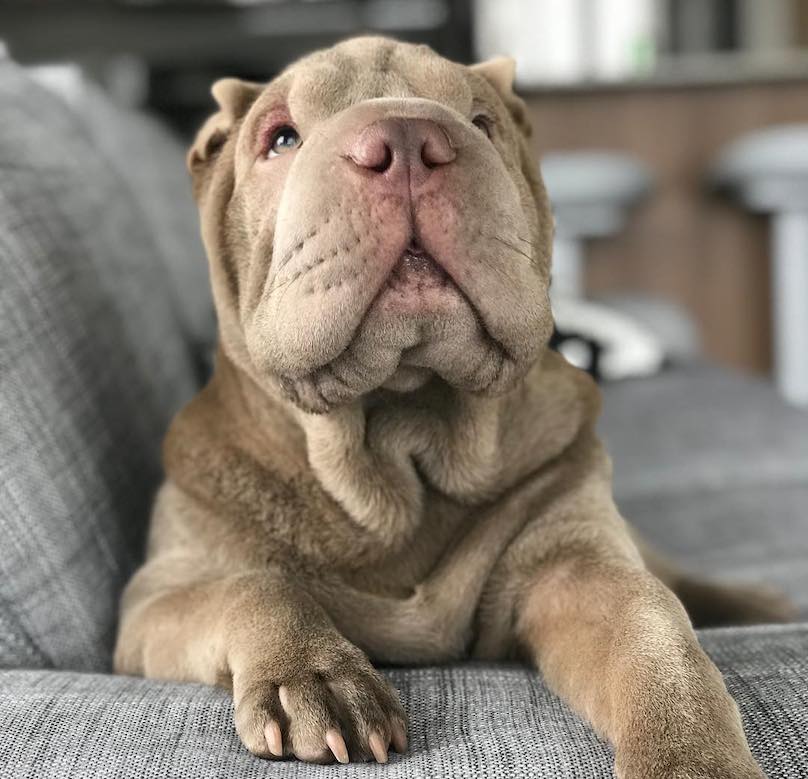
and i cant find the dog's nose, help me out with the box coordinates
[346,118,456,179]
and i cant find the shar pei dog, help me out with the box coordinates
[115,36,789,777]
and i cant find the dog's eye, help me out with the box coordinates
[472,114,493,139]
[267,125,301,158]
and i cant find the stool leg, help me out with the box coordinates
[771,211,808,406]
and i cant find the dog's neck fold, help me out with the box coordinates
[211,348,596,558]
[298,384,506,553]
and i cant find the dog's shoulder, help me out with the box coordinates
[503,349,603,469]
[530,348,602,418]
[162,359,336,540]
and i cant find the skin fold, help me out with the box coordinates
[114,36,792,775]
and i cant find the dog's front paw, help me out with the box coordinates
[233,649,407,764]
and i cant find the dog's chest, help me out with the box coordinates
[337,492,471,596]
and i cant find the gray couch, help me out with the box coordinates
[1,57,807,779]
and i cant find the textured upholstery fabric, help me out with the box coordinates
[600,363,808,501]
[1,625,806,779]
[600,364,808,616]
[618,483,808,616]
[26,64,215,357]
[0,58,211,671]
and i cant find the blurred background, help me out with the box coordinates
[3,0,808,403]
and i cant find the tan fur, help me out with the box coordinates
[115,37,789,775]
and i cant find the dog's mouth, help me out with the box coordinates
[259,216,545,412]
[386,243,450,291]
[376,242,460,317]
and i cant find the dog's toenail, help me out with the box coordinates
[326,728,349,764]
[368,732,388,763]
[264,720,283,757]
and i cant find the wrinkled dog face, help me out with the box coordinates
[190,37,554,412]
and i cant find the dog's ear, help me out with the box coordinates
[470,57,532,140]
[187,78,263,173]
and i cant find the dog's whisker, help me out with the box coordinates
[490,234,534,263]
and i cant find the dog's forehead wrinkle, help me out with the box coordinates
[284,38,472,123]
[287,62,354,120]
[375,41,395,72]
[289,74,415,124]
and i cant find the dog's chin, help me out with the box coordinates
[381,366,434,393]
[272,308,520,414]
[266,247,531,414]
[274,344,513,415]
[373,246,457,316]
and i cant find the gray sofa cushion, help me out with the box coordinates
[26,64,215,357]
[617,483,808,617]
[600,363,808,502]
[0,59,211,671]
[600,365,808,616]
[1,625,806,778]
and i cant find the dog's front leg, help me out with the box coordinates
[516,552,765,779]
[114,565,407,763]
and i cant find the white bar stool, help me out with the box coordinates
[713,125,808,407]
[540,151,652,299]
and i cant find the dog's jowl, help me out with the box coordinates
[114,36,788,776]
